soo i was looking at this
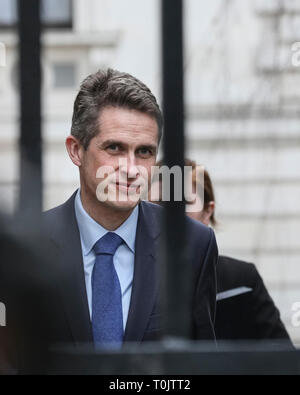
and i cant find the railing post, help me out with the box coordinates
[162,0,192,340]
[18,0,42,217]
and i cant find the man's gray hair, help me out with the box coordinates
[71,69,163,149]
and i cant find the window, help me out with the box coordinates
[0,0,72,28]
[0,0,17,27]
[53,62,76,89]
[41,0,72,28]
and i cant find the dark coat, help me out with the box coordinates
[215,256,292,346]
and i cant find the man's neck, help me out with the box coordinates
[79,189,135,231]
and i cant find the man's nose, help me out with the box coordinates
[120,154,140,180]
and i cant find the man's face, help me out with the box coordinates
[79,106,159,212]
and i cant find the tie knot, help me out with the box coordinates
[93,232,123,256]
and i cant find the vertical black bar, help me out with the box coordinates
[18,0,42,216]
[162,0,191,339]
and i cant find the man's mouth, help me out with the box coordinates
[114,182,141,192]
[116,182,131,187]
[115,180,141,187]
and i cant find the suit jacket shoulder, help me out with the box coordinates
[42,192,78,236]
[140,200,217,264]
[217,256,257,293]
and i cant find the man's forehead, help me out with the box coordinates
[99,106,155,121]
[98,106,156,128]
[96,107,159,143]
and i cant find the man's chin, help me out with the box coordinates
[98,198,140,212]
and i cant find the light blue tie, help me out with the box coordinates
[92,232,124,348]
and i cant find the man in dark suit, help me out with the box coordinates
[1,70,218,373]
[27,69,217,357]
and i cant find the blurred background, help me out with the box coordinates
[0,0,300,344]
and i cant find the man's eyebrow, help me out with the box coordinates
[100,140,126,147]
[100,140,157,151]
[136,144,157,152]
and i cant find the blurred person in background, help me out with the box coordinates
[152,160,292,346]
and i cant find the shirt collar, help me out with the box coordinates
[74,189,139,256]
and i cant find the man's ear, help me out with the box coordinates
[65,135,84,167]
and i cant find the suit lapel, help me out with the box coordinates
[49,193,93,344]
[124,202,161,342]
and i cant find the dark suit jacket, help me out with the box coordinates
[215,256,292,346]
[37,192,218,348]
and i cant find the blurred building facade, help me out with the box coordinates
[0,0,300,343]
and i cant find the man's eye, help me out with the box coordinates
[107,144,120,152]
[138,148,152,157]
